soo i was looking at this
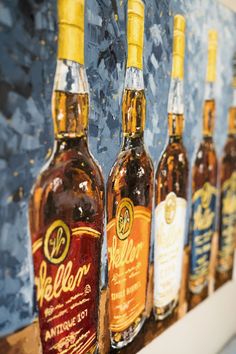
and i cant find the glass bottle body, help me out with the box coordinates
[107,74,154,348]
[216,106,236,287]
[154,114,188,320]
[189,98,218,305]
[29,61,104,354]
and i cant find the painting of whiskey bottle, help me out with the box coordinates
[106,0,154,348]
[154,15,189,321]
[216,53,236,288]
[28,1,104,353]
[189,31,218,308]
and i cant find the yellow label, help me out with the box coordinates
[206,30,218,83]
[127,0,144,70]
[171,15,186,79]
[57,0,85,64]
[107,199,151,332]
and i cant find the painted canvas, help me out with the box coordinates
[0,0,236,353]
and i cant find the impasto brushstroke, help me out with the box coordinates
[0,0,235,337]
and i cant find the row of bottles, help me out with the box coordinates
[28,0,236,353]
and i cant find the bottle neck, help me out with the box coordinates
[168,78,184,116]
[228,88,236,136]
[52,59,89,140]
[168,113,184,141]
[122,67,146,146]
[202,82,215,138]
[55,135,89,154]
[167,78,184,139]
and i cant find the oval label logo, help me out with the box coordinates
[201,182,212,209]
[164,192,177,224]
[44,220,71,264]
[116,198,134,240]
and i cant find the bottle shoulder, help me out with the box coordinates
[29,147,104,224]
[192,140,218,190]
[193,139,218,170]
[108,145,154,182]
[107,145,154,212]
[156,141,188,175]
[197,138,217,154]
[222,138,236,161]
[155,141,188,201]
[220,139,236,183]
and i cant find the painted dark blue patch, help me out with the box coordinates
[190,186,217,278]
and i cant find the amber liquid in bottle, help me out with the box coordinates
[154,14,188,321]
[107,71,153,348]
[29,4,104,351]
[189,97,218,308]
[216,102,236,288]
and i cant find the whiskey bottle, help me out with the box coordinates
[153,15,189,320]
[189,30,218,305]
[216,54,236,288]
[29,1,104,353]
[106,0,154,348]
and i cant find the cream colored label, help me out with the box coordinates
[154,193,187,308]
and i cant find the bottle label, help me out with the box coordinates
[218,172,236,271]
[32,220,101,354]
[154,192,187,308]
[190,183,217,280]
[107,198,151,332]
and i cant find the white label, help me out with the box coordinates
[154,192,187,308]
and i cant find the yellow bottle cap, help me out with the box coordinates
[127,0,145,70]
[206,30,218,83]
[171,14,186,80]
[57,0,85,64]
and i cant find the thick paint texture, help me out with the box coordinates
[0,0,235,336]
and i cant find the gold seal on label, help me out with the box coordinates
[44,220,71,264]
[164,192,177,224]
[116,198,134,240]
[201,182,212,209]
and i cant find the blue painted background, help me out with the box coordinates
[0,0,235,337]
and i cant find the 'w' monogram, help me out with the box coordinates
[49,227,66,258]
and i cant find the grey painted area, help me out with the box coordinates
[0,0,235,337]
[219,336,236,354]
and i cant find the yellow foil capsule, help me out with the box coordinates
[127,0,145,70]
[171,14,186,80]
[57,0,85,64]
[206,30,218,83]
